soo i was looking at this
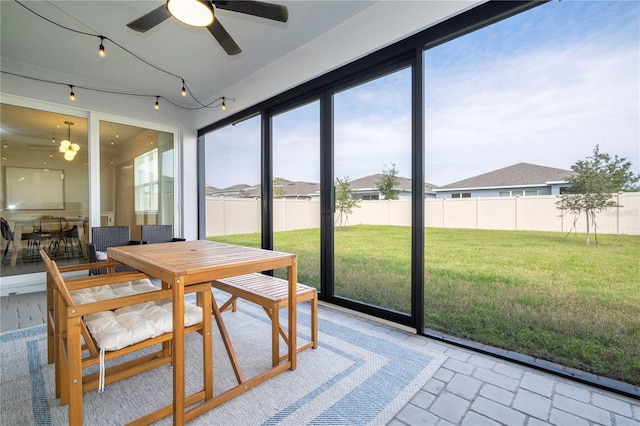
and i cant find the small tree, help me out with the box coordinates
[335,176,360,231]
[273,177,286,198]
[376,163,401,200]
[556,145,639,245]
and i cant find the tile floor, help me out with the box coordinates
[2,291,638,425]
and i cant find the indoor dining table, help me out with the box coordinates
[107,239,298,425]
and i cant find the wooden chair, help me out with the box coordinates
[140,224,185,244]
[42,250,213,425]
[212,272,317,384]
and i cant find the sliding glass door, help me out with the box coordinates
[333,68,413,313]
[1,104,88,277]
[203,116,261,242]
[272,100,321,289]
[99,121,174,241]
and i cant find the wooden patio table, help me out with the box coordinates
[108,240,297,425]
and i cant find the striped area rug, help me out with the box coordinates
[0,297,446,425]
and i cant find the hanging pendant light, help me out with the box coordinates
[59,121,80,161]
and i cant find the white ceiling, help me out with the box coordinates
[0,0,383,147]
[1,1,377,109]
[1,1,479,148]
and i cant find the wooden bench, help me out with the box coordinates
[212,273,317,383]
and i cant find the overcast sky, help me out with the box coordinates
[206,0,639,189]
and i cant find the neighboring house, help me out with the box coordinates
[275,179,321,199]
[347,174,439,200]
[433,163,574,199]
[208,184,258,198]
[208,179,320,199]
[210,176,440,200]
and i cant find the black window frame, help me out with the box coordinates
[194,0,637,399]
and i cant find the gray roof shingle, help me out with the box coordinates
[436,163,574,190]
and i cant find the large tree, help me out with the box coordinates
[335,176,360,231]
[556,145,639,245]
[376,163,401,200]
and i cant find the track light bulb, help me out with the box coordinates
[98,37,106,58]
[155,96,160,110]
[221,97,226,111]
[181,80,187,96]
[69,85,76,101]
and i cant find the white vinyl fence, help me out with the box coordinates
[206,192,640,237]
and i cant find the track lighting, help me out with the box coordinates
[98,36,106,58]
[69,85,76,101]
[181,79,187,96]
[155,96,160,110]
[221,97,226,111]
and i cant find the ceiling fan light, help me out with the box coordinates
[167,0,214,27]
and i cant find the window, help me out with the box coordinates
[451,192,471,198]
[334,67,412,314]
[203,116,261,238]
[424,0,639,390]
[134,148,158,213]
[499,190,537,197]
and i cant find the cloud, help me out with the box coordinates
[425,41,639,185]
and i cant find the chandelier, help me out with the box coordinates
[58,121,80,161]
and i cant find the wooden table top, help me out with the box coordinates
[107,240,296,285]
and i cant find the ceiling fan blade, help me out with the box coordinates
[213,1,289,23]
[127,5,172,33]
[207,19,242,55]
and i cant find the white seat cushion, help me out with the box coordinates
[69,279,203,351]
[95,250,108,261]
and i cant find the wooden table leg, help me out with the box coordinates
[199,288,213,400]
[288,259,297,371]
[172,277,186,426]
[272,305,280,367]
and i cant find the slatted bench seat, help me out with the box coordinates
[212,273,317,382]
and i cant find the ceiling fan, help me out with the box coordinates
[127,0,289,55]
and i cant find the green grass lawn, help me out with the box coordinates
[210,225,640,386]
